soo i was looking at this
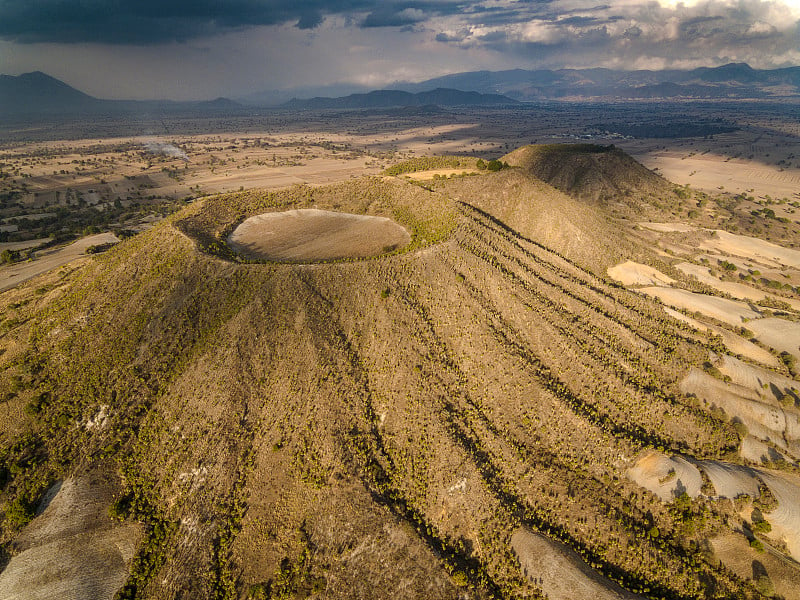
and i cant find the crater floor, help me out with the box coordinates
[227,208,411,262]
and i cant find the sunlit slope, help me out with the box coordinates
[0,166,771,599]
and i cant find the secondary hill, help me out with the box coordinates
[0,150,776,600]
[282,88,517,110]
[0,71,243,116]
[503,144,675,204]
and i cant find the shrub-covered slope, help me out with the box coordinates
[503,144,674,204]
[0,162,773,600]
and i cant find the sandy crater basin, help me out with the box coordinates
[227,208,411,262]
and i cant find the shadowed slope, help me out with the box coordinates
[503,144,673,204]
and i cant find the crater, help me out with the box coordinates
[227,209,411,262]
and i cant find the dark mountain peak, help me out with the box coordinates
[718,62,755,71]
[0,71,98,114]
[18,70,61,81]
[196,97,241,109]
[696,62,759,83]
[2,70,93,94]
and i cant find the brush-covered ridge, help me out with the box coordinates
[0,160,767,600]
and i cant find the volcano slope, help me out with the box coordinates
[503,144,672,205]
[0,147,793,600]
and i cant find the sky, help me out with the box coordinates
[0,0,799,100]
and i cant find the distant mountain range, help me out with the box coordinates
[282,88,517,110]
[397,63,800,100]
[2,63,799,119]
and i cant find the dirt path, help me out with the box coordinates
[0,232,118,293]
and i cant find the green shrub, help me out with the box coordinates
[1,249,20,264]
[24,392,50,416]
[109,492,134,521]
[5,497,34,527]
[752,520,772,534]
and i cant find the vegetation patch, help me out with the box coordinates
[383,156,481,176]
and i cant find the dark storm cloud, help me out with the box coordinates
[0,0,359,43]
[2,0,798,80]
[361,7,427,28]
[0,0,467,44]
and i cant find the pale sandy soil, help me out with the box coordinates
[697,252,774,275]
[402,169,478,180]
[776,296,800,312]
[227,209,410,262]
[628,451,800,561]
[511,528,644,600]
[716,355,799,402]
[0,476,141,600]
[747,318,800,360]
[680,368,799,458]
[639,286,761,326]
[607,261,675,286]
[676,262,767,301]
[758,471,800,561]
[627,450,703,501]
[0,232,118,293]
[740,436,793,465]
[710,532,800,600]
[664,308,779,366]
[691,254,800,310]
[0,123,491,212]
[638,222,697,233]
[700,230,800,269]
[633,150,800,199]
[700,461,761,498]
